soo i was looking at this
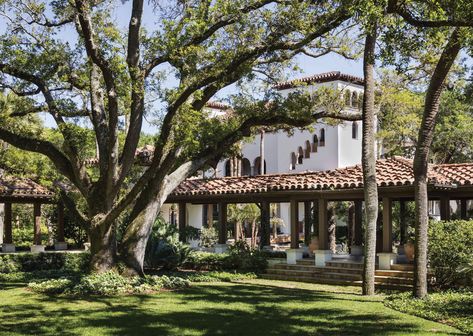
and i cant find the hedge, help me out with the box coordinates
[0,252,90,274]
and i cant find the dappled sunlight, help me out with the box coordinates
[0,281,461,336]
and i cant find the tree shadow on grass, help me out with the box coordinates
[0,283,462,336]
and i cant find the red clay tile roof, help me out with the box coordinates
[433,163,473,186]
[172,157,466,197]
[274,71,365,90]
[205,101,232,110]
[0,174,54,199]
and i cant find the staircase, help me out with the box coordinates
[262,259,414,290]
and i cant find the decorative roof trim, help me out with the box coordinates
[274,71,365,90]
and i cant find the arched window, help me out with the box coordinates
[305,140,311,158]
[319,128,325,147]
[352,121,358,139]
[351,91,358,108]
[254,156,267,175]
[312,134,318,152]
[224,160,231,177]
[290,152,297,170]
[297,147,304,164]
[344,90,351,106]
[241,158,251,176]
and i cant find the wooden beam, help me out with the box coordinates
[318,199,328,250]
[178,202,187,242]
[217,202,227,244]
[382,197,393,253]
[290,199,299,249]
[33,203,41,246]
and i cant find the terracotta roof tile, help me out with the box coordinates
[274,71,365,90]
[172,157,467,197]
[433,163,473,186]
[0,174,53,198]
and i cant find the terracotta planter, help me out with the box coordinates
[309,236,319,254]
[404,242,415,262]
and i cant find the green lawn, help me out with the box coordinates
[0,279,463,336]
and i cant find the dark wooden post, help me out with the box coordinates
[440,197,451,221]
[354,200,363,246]
[318,199,328,250]
[178,202,187,242]
[57,203,65,242]
[4,202,12,244]
[260,201,271,248]
[303,201,312,245]
[217,202,227,245]
[33,203,42,246]
[460,199,468,220]
[399,200,407,245]
[290,199,299,249]
[382,197,393,253]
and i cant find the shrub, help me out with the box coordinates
[199,227,218,248]
[260,250,286,259]
[428,220,473,288]
[145,217,192,270]
[186,271,257,283]
[27,272,191,296]
[183,252,228,271]
[0,252,90,274]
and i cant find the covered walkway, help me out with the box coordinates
[166,157,473,270]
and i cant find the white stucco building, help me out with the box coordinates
[163,71,366,235]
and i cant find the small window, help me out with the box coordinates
[290,152,297,170]
[352,121,358,139]
[351,92,358,108]
[297,147,304,164]
[224,160,231,177]
[312,135,318,152]
[305,140,311,158]
[254,157,266,175]
[241,158,251,176]
[319,129,325,147]
[344,90,351,106]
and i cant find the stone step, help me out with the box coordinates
[325,261,365,270]
[266,269,316,277]
[272,264,319,272]
[374,275,413,286]
[296,259,314,266]
[323,266,363,275]
[266,268,362,281]
[391,264,414,271]
[375,270,414,278]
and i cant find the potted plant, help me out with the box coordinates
[404,239,415,262]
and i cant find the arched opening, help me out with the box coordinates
[319,128,325,147]
[254,156,267,175]
[224,160,231,177]
[351,91,358,108]
[312,134,318,152]
[352,121,358,139]
[241,158,251,176]
[297,147,304,164]
[344,90,351,106]
[305,140,311,158]
[290,152,297,170]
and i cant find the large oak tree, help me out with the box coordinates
[0,0,364,274]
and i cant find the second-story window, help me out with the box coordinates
[319,128,325,147]
[352,121,358,139]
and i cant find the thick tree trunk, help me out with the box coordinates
[361,26,379,296]
[120,198,164,276]
[89,222,117,273]
[413,28,462,299]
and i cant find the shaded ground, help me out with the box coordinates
[0,278,462,335]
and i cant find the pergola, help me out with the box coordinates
[166,156,473,269]
[0,173,66,253]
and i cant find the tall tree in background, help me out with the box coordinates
[360,22,378,296]
[0,0,362,274]
[412,28,464,298]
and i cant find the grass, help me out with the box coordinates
[385,291,473,335]
[0,278,463,336]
